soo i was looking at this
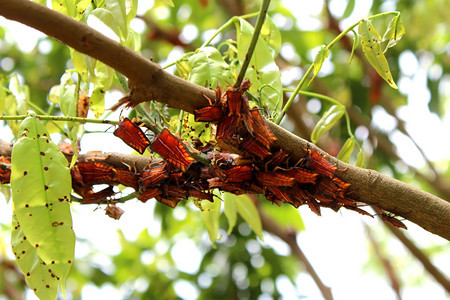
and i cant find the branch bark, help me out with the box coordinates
[1,0,450,241]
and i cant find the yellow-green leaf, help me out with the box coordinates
[337,137,355,163]
[223,193,237,234]
[200,198,221,247]
[356,149,364,167]
[232,194,263,240]
[10,111,75,297]
[382,15,405,51]
[308,45,329,86]
[358,19,398,89]
[311,105,345,143]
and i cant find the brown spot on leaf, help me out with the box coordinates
[35,244,39,248]
[26,272,30,276]
[40,152,45,156]
[22,250,25,254]
[68,260,72,264]
[25,204,29,208]
[45,185,49,190]
[24,171,27,175]
[46,285,50,288]
[44,167,48,171]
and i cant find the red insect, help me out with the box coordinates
[112,168,139,190]
[311,193,335,204]
[78,90,90,118]
[77,161,114,184]
[256,172,295,187]
[224,165,253,183]
[150,128,195,171]
[208,178,245,195]
[240,137,271,160]
[0,156,11,184]
[216,115,240,139]
[138,188,162,203]
[381,213,407,229]
[105,204,124,220]
[81,185,116,204]
[305,149,338,178]
[266,186,293,205]
[155,196,182,208]
[266,149,289,169]
[344,205,373,217]
[114,117,151,154]
[282,168,318,184]
[288,185,308,208]
[306,196,321,216]
[250,109,277,148]
[194,106,224,122]
[58,141,75,156]
[188,190,214,202]
[140,162,169,186]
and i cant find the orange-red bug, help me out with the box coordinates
[81,185,115,204]
[194,106,224,122]
[224,165,253,183]
[305,149,338,178]
[381,213,407,229]
[138,188,162,203]
[266,186,293,205]
[266,149,289,169]
[0,156,11,184]
[188,190,214,202]
[282,168,318,185]
[113,117,151,154]
[155,196,182,208]
[344,205,373,217]
[250,109,277,148]
[140,162,169,186]
[306,196,321,216]
[77,161,114,184]
[240,137,271,160]
[150,128,195,171]
[207,178,245,194]
[78,90,90,118]
[112,168,139,190]
[216,115,240,139]
[256,172,295,187]
[105,204,124,220]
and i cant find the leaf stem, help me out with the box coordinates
[0,114,117,125]
[235,0,271,88]
[275,11,400,125]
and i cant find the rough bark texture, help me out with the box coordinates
[1,0,450,240]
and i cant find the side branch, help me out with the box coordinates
[1,0,450,240]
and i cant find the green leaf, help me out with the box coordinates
[58,71,77,118]
[10,111,75,297]
[236,18,282,115]
[188,47,233,88]
[260,16,282,58]
[200,198,221,247]
[311,105,345,143]
[229,194,263,240]
[342,0,355,19]
[356,149,364,167]
[358,19,398,89]
[156,0,174,7]
[382,15,405,51]
[261,200,305,231]
[337,137,355,163]
[223,193,237,234]
[308,45,329,86]
[11,213,59,300]
[52,0,91,20]
[90,87,105,118]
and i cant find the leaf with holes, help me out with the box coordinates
[311,105,345,143]
[200,198,221,247]
[188,46,233,88]
[358,19,398,89]
[11,213,62,300]
[10,111,74,297]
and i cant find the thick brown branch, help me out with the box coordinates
[1,0,450,240]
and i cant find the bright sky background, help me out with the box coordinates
[0,0,449,299]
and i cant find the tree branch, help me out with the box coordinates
[1,0,450,241]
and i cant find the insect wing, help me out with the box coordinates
[112,168,139,190]
[224,165,253,183]
[114,118,151,154]
[256,172,294,187]
[240,137,271,159]
[250,109,277,148]
[150,128,195,171]
[194,106,224,122]
[77,162,113,184]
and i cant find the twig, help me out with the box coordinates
[257,204,333,300]
[365,225,402,299]
[383,222,450,293]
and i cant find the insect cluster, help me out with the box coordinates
[0,80,405,228]
[70,79,378,221]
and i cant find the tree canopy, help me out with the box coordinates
[0,0,449,299]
